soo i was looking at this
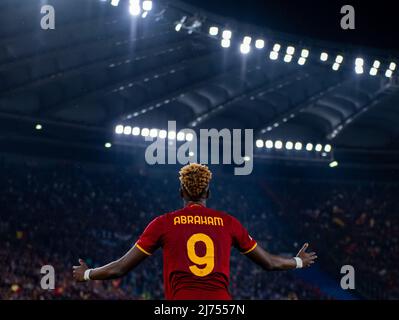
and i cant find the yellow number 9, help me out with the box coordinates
[186,233,215,277]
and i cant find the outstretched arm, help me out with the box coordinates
[246,243,317,271]
[72,245,148,282]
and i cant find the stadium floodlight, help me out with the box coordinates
[240,43,251,55]
[269,51,279,60]
[265,140,273,149]
[286,46,295,55]
[35,124,42,130]
[115,125,124,134]
[272,43,281,52]
[355,66,364,74]
[332,63,340,71]
[373,60,381,69]
[175,23,182,32]
[142,11,148,18]
[256,139,264,148]
[284,54,292,63]
[142,0,153,11]
[158,130,167,139]
[132,127,140,136]
[185,132,194,141]
[306,143,313,151]
[370,67,378,76]
[329,160,338,168]
[177,131,185,141]
[320,52,328,61]
[243,36,252,45]
[301,49,309,58]
[385,69,393,78]
[285,141,293,150]
[168,130,176,140]
[105,142,112,148]
[189,151,195,157]
[129,0,141,16]
[222,30,232,40]
[243,156,251,162]
[150,128,158,138]
[324,144,332,152]
[295,142,303,150]
[209,26,219,36]
[111,0,120,6]
[141,128,150,137]
[355,58,364,66]
[221,39,231,48]
[275,140,283,149]
[315,144,323,152]
[389,62,396,71]
[255,39,265,49]
[335,55,344,64]
[298,57,306,65]
[123,126,132,135]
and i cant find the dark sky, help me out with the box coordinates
[187,0,398,53]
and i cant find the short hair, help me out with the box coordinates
[179,163,212,200]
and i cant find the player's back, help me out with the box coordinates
[135,203,257,300]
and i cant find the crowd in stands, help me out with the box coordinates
[1,157,397,299]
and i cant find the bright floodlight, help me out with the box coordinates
[150,128,158,138]
[373,60,381,68]
[265,140,273,149]
[332,63,340,71]
[159,130,167,139]
[221,39,231,48]
[189,151,195,157]
[315,144,323,152]
[355,66,364,74]
[285,141,293,150]
[324,144,332,152]
[272,43,281,52]
[175,23,182,32]
[301,49,309,58]
[355,58,364,66]
[298,57,306,65]
[141,128,150,137]
[243,156,251,162]
[129,0,141,16]
[295,142,302,150]
[222,30,232,40]
[329,161,338,168]
[385,69,393,78]
[286,46,295,55]
[335,55,344,64]
[35,124,42,130]
[275,140,283,149]
[240,43,250,54]
[168,131,176,140]
[105,142,112,148]
[142,1,153,11]
[209,26,219,36]
[177,131,185,141]
[115,125,124,134]
[270,51,278,60]
[123,126,132,135]
[256,139,264,148]
[111,0,120,6]
[284,54,292,63]
[131,127,140,136]
[320,52,328,61]
[389,62,396,71]
[255,39,265,49]
[185,133,194,141]
[306,143,313,151]
[369,67,378,76]
[243,36,252,45]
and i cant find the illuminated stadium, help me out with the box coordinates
[1,0,398,302]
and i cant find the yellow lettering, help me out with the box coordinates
[207,217,214,225]
[181,216,187,224]
[174,217,180,225]
[187,216,194,224]
[214,217,224,226]
[194,216,201,224]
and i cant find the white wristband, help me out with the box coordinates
[84,269,92,281]
[294,257,303,269]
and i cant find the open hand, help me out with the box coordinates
[72,259,89,282]
[296,243,317,267]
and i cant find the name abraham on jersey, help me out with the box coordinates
[174,215,224,226]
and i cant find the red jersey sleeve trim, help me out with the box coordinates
[135,243,152,256]
[241,242,258,255]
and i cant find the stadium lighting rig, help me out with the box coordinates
[255,139,332,154]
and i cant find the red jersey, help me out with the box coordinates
[135,203,257,300]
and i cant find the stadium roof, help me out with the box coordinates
[0,0,398,166]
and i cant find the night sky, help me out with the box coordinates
[187,0,398,53]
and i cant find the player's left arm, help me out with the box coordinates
[72,245,148,282]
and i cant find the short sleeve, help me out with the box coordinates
[135,215,165,255]
[231,216,257,254]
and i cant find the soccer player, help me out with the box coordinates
[73,163,317,300]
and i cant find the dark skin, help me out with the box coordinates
[73,186,317,282]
